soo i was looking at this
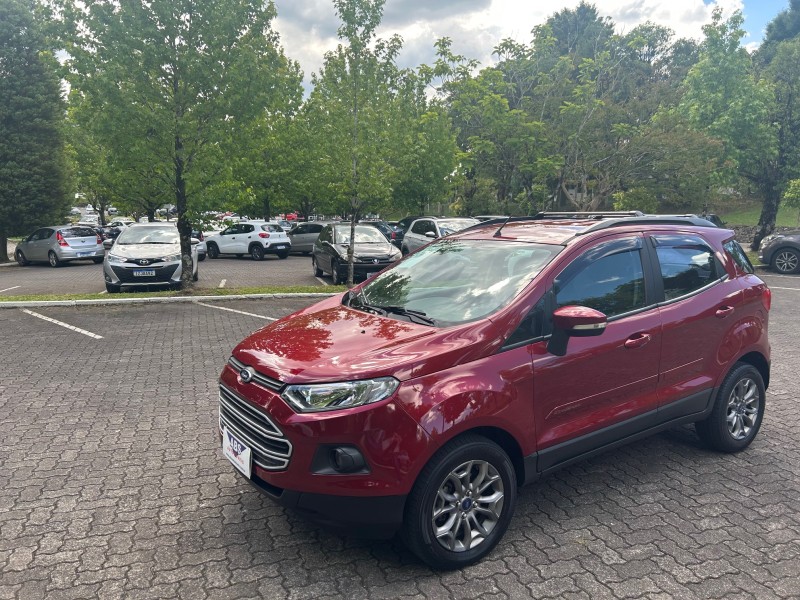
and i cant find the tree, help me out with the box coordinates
[60,0,302,284]
[783,178,800,225]
[0,0,71,263]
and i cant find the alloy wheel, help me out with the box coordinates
[726,377,760,440]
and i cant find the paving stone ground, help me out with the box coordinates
[0,276,799,600]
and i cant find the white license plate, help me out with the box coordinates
[77,251,93,257]
[222,428,252,478]
[133,270,156,277]
[274,245,286,249]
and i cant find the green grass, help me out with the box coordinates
[720,204,800,227]
[0,285,346,303]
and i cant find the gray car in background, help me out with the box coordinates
[401,217,480,255]
[15,225,104,267]
[759,230,800,274]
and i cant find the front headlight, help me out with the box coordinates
[163,253,182,262]
[107,253,125,264]
[281,377,399,413]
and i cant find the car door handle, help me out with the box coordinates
[715,306,735,318]
[624,332,652,349]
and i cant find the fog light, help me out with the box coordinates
[331,447,366,473]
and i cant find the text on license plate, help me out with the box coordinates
[77,251,93,257]
[222,428,252,478]
[133,270,156,277]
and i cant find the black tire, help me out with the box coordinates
[277,250,289,259]
[48,251,61,268]
[331,259,342,285]
[695,362,766,453]
[15,250,29,266]
[401,245,409,256]
[192,271,199,282]
[198,253,206,262]
[250,245,265,261]
[302,251,311,256]
[312,256,323,277]
[770,247,800,274]
[207,243,219,259]
[401,434,517,570]
[92,256,104,264]
[105,283,120,293]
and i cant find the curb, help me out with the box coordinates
[0,292,336,309]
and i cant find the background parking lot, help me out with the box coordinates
[1,274,799,599]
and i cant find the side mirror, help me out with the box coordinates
[190,238,199,245]
[424,231,437,239]
[102,239,114,250]
[547,306,607,357]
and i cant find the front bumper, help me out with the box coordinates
[104,260,183,286]
[217,361,431,535]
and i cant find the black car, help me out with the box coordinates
[312,223,402,284]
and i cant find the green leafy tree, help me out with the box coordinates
[59,0,301,283]
[0,0,70,262]
[783,178,800,225]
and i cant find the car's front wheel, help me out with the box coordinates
[771,247,800,274]
[331,259,342,285]
[198,253,206,262]
[15,250,29,266]
[695,362,765,452]
[312,257,323,277]
[401,434,517,570]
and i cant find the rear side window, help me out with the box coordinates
[653,235,724,300]
[724,240,755,274]
[411,220,434,235]
[61,227,96,238]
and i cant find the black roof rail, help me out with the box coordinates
[532,211,645,220]
[576,215,719,235]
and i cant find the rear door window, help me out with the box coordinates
[652,235,725,300]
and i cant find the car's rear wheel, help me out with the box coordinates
[771,247,800,274]
[250,245,265,261]
[48,251,61,268]
[695,362,765,452]
[331,259,342,285]
[312,257,323,277]
[277,250,289,259]
[401,245,409,256]
[401,435,517,570]
[15,250,29,266]
[92,257,104,264]
[207,243,219,259]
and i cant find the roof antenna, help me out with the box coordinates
[493,216,512,238]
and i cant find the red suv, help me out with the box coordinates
[218,214,770,569]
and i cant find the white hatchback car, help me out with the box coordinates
[205,221,291,260]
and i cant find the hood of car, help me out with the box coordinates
[109,243,181,259]
[336,242,397,258]
[232,296,499,383]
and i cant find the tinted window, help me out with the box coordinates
[654,235,723,300]
[310,224,323,234]
[503,295,549,349]
[411,220,434,235]
[241,224,255,233]
[556,248,645,317]
[291,224,307,234]
[261,224,283,233]
[61,227,97,238]
[317,226,332,243]
[724,240,754,274]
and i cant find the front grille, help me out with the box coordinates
[228,356,283,392]
[110,263,179,283]
[218,384,292,471]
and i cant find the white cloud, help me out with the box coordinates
[273,0,748,86]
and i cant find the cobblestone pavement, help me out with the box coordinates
[1,275,799,599]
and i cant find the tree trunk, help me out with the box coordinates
[751,185,781,250]
[0,232,9,263]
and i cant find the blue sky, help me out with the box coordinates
[273,0,792,85]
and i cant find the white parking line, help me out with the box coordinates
[0,286,21,293]
[195,302,277,320]
[21,309,103,339]
[770,286,800,291]
[218,279,227,289]
[315,277,328,286]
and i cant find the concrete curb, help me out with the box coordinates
[0,292,336,309]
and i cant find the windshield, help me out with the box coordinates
[116,227,178,245]
[351,239,560,326]
[437,218,479,236]
[334,225,387,244]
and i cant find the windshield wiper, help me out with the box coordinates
[376,305,437,326]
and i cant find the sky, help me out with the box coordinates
[271,0,791,87]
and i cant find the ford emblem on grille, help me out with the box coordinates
[239,367,254,383]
